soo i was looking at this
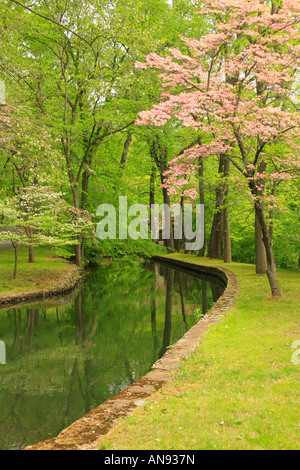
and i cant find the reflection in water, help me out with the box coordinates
[0,259,225,450]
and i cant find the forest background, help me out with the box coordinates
[0,0,299,291]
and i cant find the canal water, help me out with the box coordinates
[0,258,225,450]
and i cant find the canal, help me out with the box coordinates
[0,258,225,450]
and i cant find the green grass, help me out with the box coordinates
[97,255,300,450]
[0,247,76,296]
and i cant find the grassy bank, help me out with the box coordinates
[0,247,78,297]
[97,254,300,450]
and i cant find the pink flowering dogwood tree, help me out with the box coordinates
[135,0,300,298]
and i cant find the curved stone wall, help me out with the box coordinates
[0,266,82,309]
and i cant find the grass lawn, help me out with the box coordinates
[97,254,300,450]
[0,247,77,296]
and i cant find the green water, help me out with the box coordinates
[0,258,224,450]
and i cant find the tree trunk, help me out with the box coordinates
[207,155,225,259]
[150,162,156,208]
[271,1,281,14]
[12,241,19,279]
[24,227,35,264]
[81,167,89,211]
[198,156,206,257]
[223,157,232,263]
[74,241,82,268]
[80,165,89,265]
[268,180,278,244]
[254,199,281,298]
[223,206,231,262]
[151,138,175,250]
[150,161,156,234]
[120,132,133,167]
[162,187,175,250]
[255,162,267,274]
[28,245,35,264]
[72,184,82,267]
[178,195,185,252]
[255,212,267,273]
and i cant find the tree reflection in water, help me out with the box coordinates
[0,259,224,450]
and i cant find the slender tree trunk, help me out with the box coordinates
[73,239,83,268]
[120,132,133,167]
[271,1,281,15]
[198,156,206,257]
[208,155,225,259]
[149,161,156,235]
[162,187,175,250]
[12,241,19,279]
[24,224,35,264]
[223,206,231,262]
[28,245,35,264]
[25,228,35,264]
[150,162,156,208]
[269,180,278,244]
[80,161,92,264]
[81,167,90,211]
[248,164,280,296]
[255,213,267,273]
[72,185,82,267]
[255,162,267,274]
[151,138,175,250]
[223,157,232,263]
[254,198,281,298]
[179,194,185,252]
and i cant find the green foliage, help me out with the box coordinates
[83,236,167,263]
[271,180,300,269]
[0,0,299,271]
